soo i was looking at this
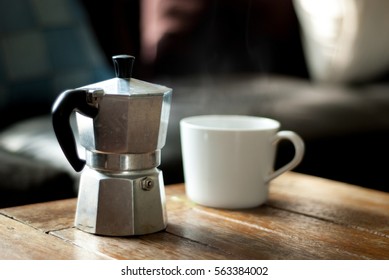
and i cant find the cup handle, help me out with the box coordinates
[265,131,305,183]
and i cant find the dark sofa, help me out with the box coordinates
[1,0,389,208]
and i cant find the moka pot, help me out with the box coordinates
[52,55,172,236]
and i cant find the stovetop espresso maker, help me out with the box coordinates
[52,55,172,236]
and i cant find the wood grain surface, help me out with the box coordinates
[1,172,388,260]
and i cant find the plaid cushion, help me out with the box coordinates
[0,0,110,111]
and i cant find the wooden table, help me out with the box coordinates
[1,172,388,259]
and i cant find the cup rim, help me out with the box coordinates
[180,115,280,131]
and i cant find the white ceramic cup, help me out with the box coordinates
[180,115,305,209]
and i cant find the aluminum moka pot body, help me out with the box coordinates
[52,55,172,236]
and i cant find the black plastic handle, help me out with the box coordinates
[52,89,98,172]
[112,55,135,78]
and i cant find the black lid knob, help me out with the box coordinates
[112,55,135,79]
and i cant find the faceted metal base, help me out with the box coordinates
[75,166,167,236]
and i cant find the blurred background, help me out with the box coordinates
[82,0,309,79]
[1,0,389,207]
